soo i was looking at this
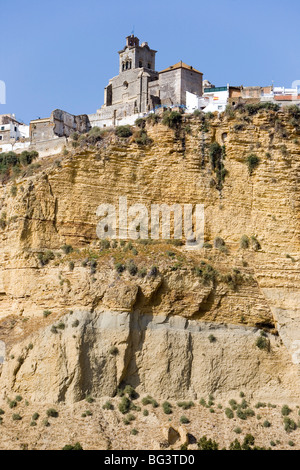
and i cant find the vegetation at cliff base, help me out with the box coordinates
[0,150,39,182]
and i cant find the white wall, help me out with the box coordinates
[0,141,31,153]
[88,112,147,129]
[186,91,209,112]
[203,90,229,113]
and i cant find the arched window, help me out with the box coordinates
[139,60,143,68]
[126,61,129,70]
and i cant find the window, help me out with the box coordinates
[14,126,17,132]
[139,60,143,68]
[0,136,2,141]
[147,63,151,69]
[0,126,4,130]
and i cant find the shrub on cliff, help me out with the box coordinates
[46,408,58,418]
[225,408,234,419]
[162,401,172,414]
[146,113,160,125]
[240,235,250,249]
[115,126,133,138]
[119,396,131,414]
[62,442,83,450]
[245,102,279,115]
[135,118,146,129]
[198,436,219,450]
[281,405,292,416]
[85,127,103,144]
[246,154,260,175]
[162,111,182,129]
[135,130,153,146]
[284,417,297,433]
[255,331,270,351]
[37,250,55,266]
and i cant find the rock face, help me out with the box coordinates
[1,309,299,403]
[0,109,300,404]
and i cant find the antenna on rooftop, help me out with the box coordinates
[131,25,135,35]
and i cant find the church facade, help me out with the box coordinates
[89,35,203,127]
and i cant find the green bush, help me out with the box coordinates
[115,262,126,273]
[245,102,279,115]
[180,415,190,424]
[102,401,114,410]
[246,154,260,175]
[263,420,271,428]
[240,235,250,249]
[123,385,137,399]
[255,331,270,351]
[135,118,146,128]
[115,126,133,138]
[62,442,83,450]
[46,408,58,418]
[101,239,110,249]
[119,396,131,414]
[177,401,194,410]
[131,428,139,435]
[281,405,292,416]
[135,130,153,146]
[12,414,22,421]
[198,436,219,450]
[32,412,39,421]
[143,409,149,416]
[37,250,55,266]
[61,244,73,255]
[229,399,238,410]
[162,111,182,129]
[85,395,94,404]
[284,417,297,433]
[86,127,103,144]
[142,395,158,408]
[225,408,234,419]
[43,310,52,318]
[162,401,172,415]
[229,439,242,450]
[208,334,216,343]
[234,427,242,434]
[127,262,138,276]
[195,262,217,285]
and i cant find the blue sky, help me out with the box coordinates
[1,0,300,123]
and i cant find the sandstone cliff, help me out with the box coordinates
[0,107,300,409]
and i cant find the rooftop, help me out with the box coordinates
[159,61,203,75]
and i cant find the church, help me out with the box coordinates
[89,35,203,127]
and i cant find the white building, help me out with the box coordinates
[185,91,209,113]
[0,114,30,152]
[203,86,229,113]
